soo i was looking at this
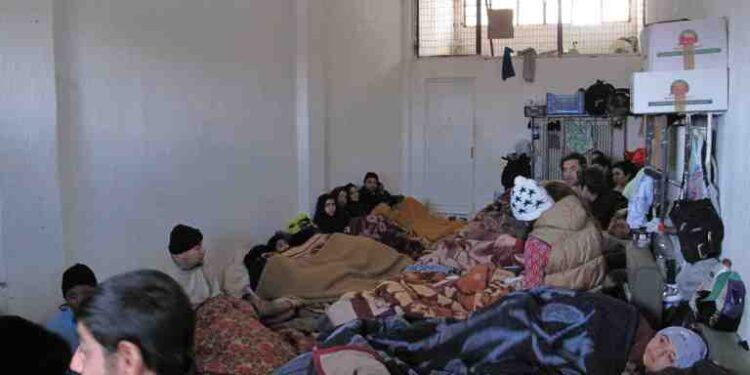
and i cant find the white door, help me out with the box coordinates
[424,78,475,217]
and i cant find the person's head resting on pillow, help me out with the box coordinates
[643,326,708,372]
[70,270,194,375]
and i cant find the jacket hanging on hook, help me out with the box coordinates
[502,47,515,81]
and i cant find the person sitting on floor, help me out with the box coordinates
[560,152,587,187]
[46,263,98,352]
[4,315,73,374]
[496,177,605,291]
[330,185,351,215]
[345,183,367,217]
[164,224,220,308]
[70,270,195,375]
[313,193,350,234]
[580,167,629,230]
[612,160,637,193]
[359,172,398,212]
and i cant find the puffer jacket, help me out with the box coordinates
[531,195,606,290]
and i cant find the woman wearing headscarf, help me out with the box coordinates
[344,183,368,218]
[313,193,350,234]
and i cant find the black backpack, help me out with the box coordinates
[585,80,616,116]
[669,199,724,263]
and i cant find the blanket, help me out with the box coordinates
[417,236,523,272]
[371,197,464,243]
[348,214,426,259]
[460,202,529,242]
[194,296,297,375]
[375,264,517,320]
[275,288,640,375]
[256,234,413,303]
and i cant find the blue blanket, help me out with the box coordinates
[275,288,639,374]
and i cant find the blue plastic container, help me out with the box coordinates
[546,91,585,116]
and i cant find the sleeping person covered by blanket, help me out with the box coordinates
[275,288,708,374]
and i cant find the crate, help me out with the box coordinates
[546,92,585,116]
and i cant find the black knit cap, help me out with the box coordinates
[62,263,97,298]
[169,224,203,255]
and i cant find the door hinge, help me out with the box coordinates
[471,147,475,159]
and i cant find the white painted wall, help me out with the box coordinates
[54,0,299,286]
[653,0,750,339]
[319,0,405,192]
[0,0,66,322]
[408,55,643,209]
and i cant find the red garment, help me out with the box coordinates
[522,236,551,289]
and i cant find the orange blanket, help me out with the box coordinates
[371,197,464,243]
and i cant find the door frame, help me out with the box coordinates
[420,76,477,217]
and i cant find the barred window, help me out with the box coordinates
[417,0,644,57]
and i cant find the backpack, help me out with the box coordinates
[584,80,616,116]
[607,88,631,117]
[691,270,746,332]
[669,198,724,263]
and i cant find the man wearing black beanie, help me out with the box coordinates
[164,224,220,308]
[46,263,97,352]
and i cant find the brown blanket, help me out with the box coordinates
[371,197,464,243]
[256,233,413,302]
[376,264,517,320]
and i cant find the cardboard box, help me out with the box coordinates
[631,69,727,114]
[641,17,727,71]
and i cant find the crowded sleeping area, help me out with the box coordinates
[3,0,750,374]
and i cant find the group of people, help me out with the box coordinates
[7,158,717,374]
[313,172,401,234]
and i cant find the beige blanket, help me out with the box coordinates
[256,233,413,302]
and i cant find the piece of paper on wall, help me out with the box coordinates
[488,9,514,39]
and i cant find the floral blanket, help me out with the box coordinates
[194,296,298,375]
[348,214,426,259]
[416,236,523,273]
[460,202,529,241]
[375,264,517,320]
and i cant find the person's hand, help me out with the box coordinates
[494,234,517,248]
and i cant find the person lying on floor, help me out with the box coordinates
[579,166,628,230]
[359,172,401,212]
[70,270,195,375]
[275,287,708,374]
[313,193,350,234]
[494,177,605,291]
[46,263,98,353]
[163,224,221,308]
